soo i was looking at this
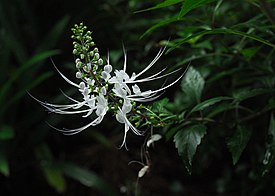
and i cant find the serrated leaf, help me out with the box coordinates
[181,66,205,105]
[0,153,9,177]
[174,124,207,174]
[0,125,14,140]
[190,96,232,113]
[227,126,251,165]
[262,114,275,175]
[178,0,218,18]
[135,0,184,13]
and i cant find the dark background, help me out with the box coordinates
[1,0,275,195]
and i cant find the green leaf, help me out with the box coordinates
[190,96,232,113]
[135,0,184,13]
[206,102,234,118]
[0,50,59,105]
[227,126,251,165]
[174,124,207,174]
[233,88,272,103]
[178,0,218,18]
[0,125,14,140]
[241,47,260,60]
[42,165,66,193]
[192,40,213,50]
[262,114,275,175]
[61,163,119,196]
[0,71,53,115]
[140,17,182,38]
[168,28,275,53]
[152,98,170,114]
[208,67,241,83]
[181,66,205,105]
[0,153,9,177]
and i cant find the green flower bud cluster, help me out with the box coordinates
[71,23,106,95]
[71,23,103,67]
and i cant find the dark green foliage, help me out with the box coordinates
[227,125,252,165]
[1,0,275,195]
[174,124,206,174]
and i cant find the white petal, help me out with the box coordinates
[118,107,143,136]
[132,84,141,95]
[116,111,125,124]
[138,165,149,178]
[147,134,162,147]
[119,123,130,149]
[122,98,132,114]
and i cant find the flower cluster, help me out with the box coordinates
[33,23,184,148]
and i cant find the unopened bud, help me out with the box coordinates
[76,72,82,78]
[87,63,92,71]
[94,53,100,60]
[73,49,78,54]
[76,62,82,69]
[101,87,107,95]
[98,58,103,65]
[104,64,112,73]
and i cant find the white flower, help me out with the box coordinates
[31,45,186,148]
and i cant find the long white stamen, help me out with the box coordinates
[126,67,182,84]
[51,59,79,88]
[123,44,127,72]
[134,47,165,78]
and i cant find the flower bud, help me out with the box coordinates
[94,48,99,53]
[76,62,82,69]
[87,63,91,71]
[98,58,103,65]
[101,87,107,95]
[104,64,112,73]
[73,49,78,54]
[76,72,82,78]
[79,82,85,90]
[75,58,81,64]
[80,54,85,59]
[94,53,100,60]
[101,71,110,81]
